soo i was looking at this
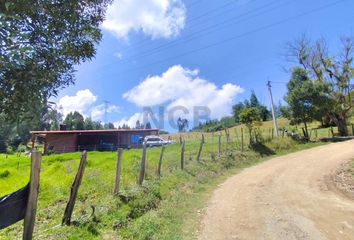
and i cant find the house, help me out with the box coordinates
[30,128,159,154]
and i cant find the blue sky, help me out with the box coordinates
[55,0,354,132]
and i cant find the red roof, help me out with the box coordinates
[31,129,159,135]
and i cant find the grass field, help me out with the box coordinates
[0,118,349,239]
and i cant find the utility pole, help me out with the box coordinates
[103,100,109,124]
[267,80,279,137]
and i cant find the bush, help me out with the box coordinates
[0,170,10,179]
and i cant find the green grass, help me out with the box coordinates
[0,121,330,239]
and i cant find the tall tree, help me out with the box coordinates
[135,120,142,129]
[284,67,332,138]
[64,111,84,130]
[232,102,245,123]
[43,107,63,130]
[0,0,111,120]
[250,90,260,108]
[287,35,354,136]
[104,122,115,129]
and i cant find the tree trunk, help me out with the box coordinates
[248,128,252,146]
[336,115,348,136]
[303,120,309,140]
[330,112,348,136]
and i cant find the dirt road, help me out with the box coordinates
[198,140,354,240]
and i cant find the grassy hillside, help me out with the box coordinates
[0,119,343,239]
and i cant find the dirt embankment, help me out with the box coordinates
[198,140,354,240]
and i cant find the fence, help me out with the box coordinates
[1,123,354,238]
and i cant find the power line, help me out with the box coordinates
[182,0,256,25]
[121,0,289,62]
[271,81,288,84]
[121,0,258,52]
[114,0,347,75]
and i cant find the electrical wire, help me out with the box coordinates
[122,0,257,51]
[114,0,347,75]
[121,0,289,61]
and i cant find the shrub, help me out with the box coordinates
[0,170,10,179]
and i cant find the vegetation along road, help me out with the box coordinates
[198,140,354,240]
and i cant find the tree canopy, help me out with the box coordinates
[286,35,354,136]
[0,0,111,120]
[233,91,270,123]
[239,107,261,144]
[283,67,332,138]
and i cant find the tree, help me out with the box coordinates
[250,90,260,108]
[284,67,332,139]
[84,117,104,130]
[258,105,271,121]
[145,122,152,129]
[64,111,84,130]
[239,107,261,145]
[287,35,354,136]
[0,0,111,120]
[177,117,189,132]
[232,103,245,123]
[233,92,270,123]
[135,120,142,129]
[121,124,130,129]
[104,122,115,129]
[43,107,63,130]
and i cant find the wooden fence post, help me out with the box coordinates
[180,140,185,170]
[218,134,221,157]
[241,128,244,152]
[330,127,334,137]
[138,142,147,185]
[224,128,230,144]
[157,146,165,177]
[114,148,123,196]
[23,151,41,240]
[351,124,354,136]
[196,134,204,162]
[62,151,87,225]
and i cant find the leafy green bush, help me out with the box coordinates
[0,170,10,179]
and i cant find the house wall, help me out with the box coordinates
[45,133,77,154]
[42,129,159,154]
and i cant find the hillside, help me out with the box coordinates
[0,119,349,239]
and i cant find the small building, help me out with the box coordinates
[31,129,159,154]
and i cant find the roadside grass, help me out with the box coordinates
[164,117,354,145]
[0,120,331,239]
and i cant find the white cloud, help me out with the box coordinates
[102,0,186,40]
[58,89,119,121]
[58,89,97,116]
[91,104,120,121]
[114,112,143,128]
[123,65,244,121]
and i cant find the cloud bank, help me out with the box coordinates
[102,0,186,40]
[58,89,119,121]
[121,65,243,128]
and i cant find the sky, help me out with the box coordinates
[55,0,354,132]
